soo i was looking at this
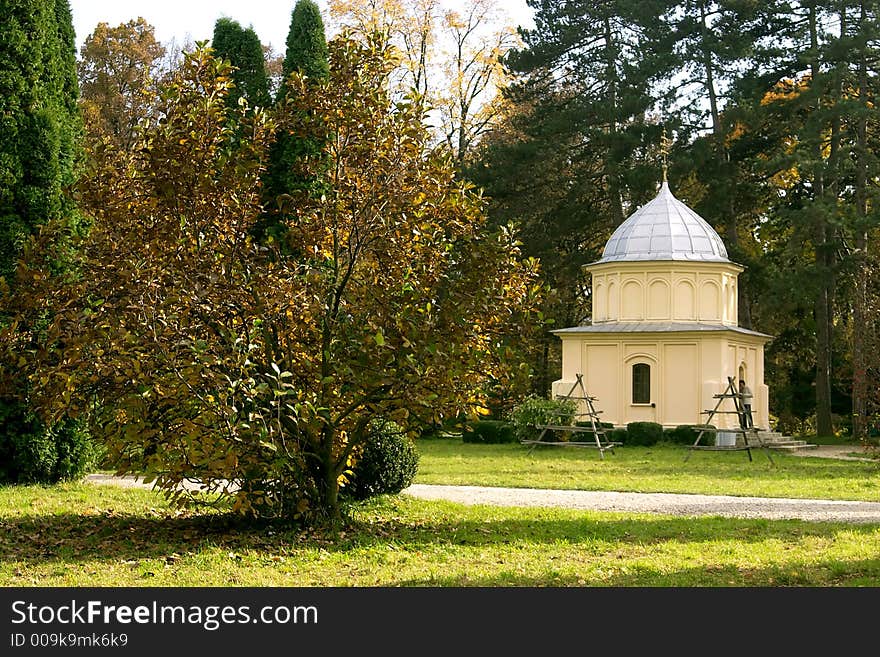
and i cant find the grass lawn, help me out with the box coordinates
[414,438,880,501]
[2,481,880,587]
[1,437,879,587]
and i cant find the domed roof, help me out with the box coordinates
[595,181,729,264]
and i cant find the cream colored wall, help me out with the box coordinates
[583,343,620,424]
[588,261,742,325]
[553,259,773,430]
[662,343,699,425]
[724,339,769,430]
[553,332,768,429]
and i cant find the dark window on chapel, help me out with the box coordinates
[632,363,650,404]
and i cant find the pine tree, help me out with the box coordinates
[211,17,271,110]
[507,0,668,227]
[258,0,330,244]
[656,1,790,330]
[465,0,670,394]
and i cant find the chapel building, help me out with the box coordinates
[551,180,772,430]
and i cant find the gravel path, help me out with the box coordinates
[401,484,880,523]
[400,446,880,523]
[85,444,880,524]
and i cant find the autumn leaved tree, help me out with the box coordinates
[12,36,540,525]
[329,0,519,165]
[77,17,166,149]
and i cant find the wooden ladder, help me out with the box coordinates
[522,374,621,459]
[684,376,774,464]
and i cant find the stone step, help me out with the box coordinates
[765,442,818,452]
[736,434,818,450]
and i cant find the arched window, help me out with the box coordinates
[632,363,651,404]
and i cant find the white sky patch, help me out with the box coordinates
[69,0,535,55]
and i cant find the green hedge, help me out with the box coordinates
[625,422,664,446]
[664,425,698,445]
[607,427,628,445]
[664,425,716,445]
[574,421,614,429]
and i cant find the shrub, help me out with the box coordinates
[608,427,628,445]
[463,420,516,444]
[664,425,717,445]
[625,422,664,447]
[0,399,97,484]
[569,421,614,443]
[664,425,697,445]
[508,396,578,443]
[342,419,419,500]
[574,421,614,430]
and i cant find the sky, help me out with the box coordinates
[68,1,536,55]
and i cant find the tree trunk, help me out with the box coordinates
[538,337,550,398]
[604,16,625,227]
[808,1,834,437]
[851,2,869,442]
[699,2,721,137]
[814,278,834,437]
[698,2,752,328]
[322,431,342,527]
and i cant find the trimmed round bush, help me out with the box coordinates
[608,427,628,445]
[0,399,97,484]
[343,419,419,500]
[625,421,664,446]
[664,425,698,445]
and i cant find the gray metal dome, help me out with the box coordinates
[595,182,729,263]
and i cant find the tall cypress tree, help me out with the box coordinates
[258,0,329,244]
[211,17,271,110]
[279,0,329,95]
[0,0,82,285]
[0,0,94,484]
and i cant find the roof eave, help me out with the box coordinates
[551,323,773,341]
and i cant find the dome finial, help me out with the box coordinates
[660,126,672,183]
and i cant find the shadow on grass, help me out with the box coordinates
[391,556,880,586]
[2,502,878,569]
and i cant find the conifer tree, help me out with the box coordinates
[506,0,667,228]
[280,0,329,92]
[0,0,82,284]
[211,17,271,110]
[0,0,94,484]
[258,0,329,244]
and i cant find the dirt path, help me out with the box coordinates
[790,445,877,461]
